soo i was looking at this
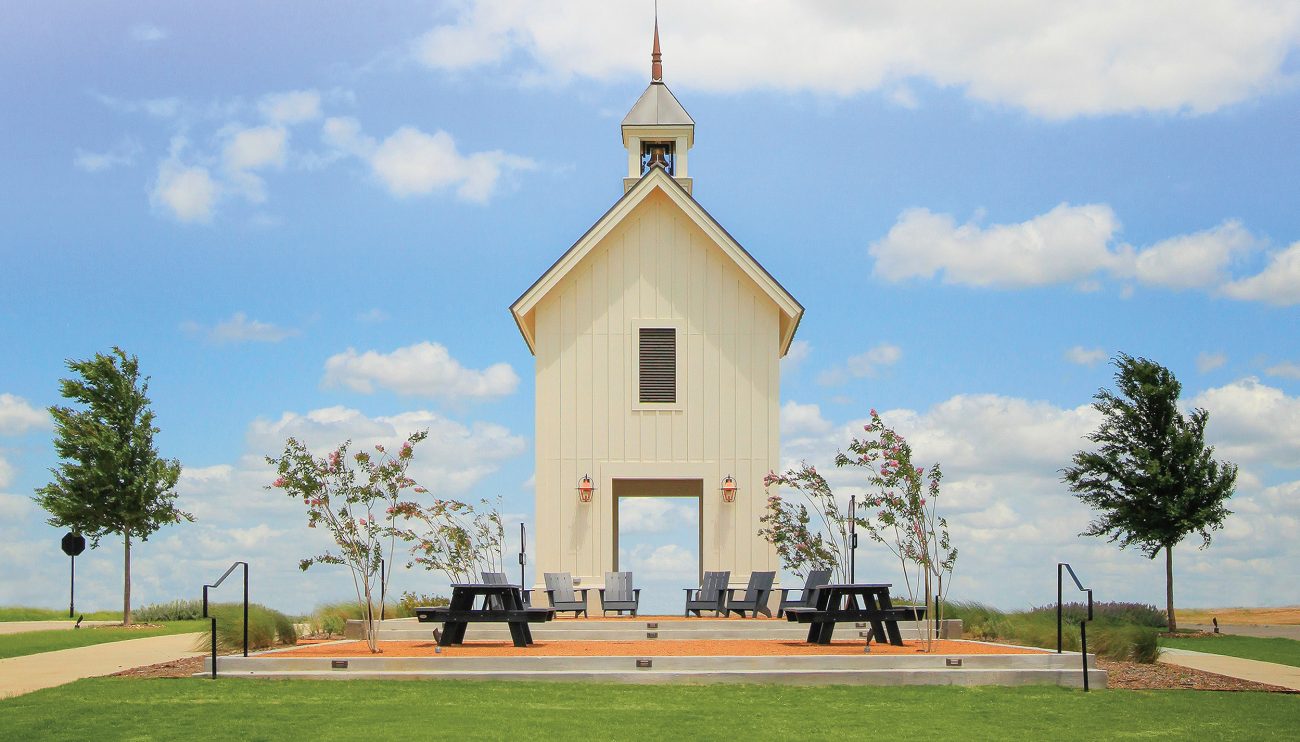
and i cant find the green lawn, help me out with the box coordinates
[1161,634,1300,668]
[0,606,121,622]
[0,620,207,659]
[1,679,1296,741]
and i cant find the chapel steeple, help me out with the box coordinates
[621,18,694,194]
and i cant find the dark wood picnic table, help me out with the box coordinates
[783,583,910,646]
[414,583,554,648]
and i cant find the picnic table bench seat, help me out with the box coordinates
[415,606,555,624]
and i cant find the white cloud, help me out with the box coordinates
[1264,362,1300,380]
[781,401,831,437]
[248,406,526,497]
[0,394,50,435]
[619,543,698,581]
[1191,378,1300,468]
[0,492,32,519]
[411,2,1300,118]
[1125,221,1255,289]
[1065,346,1108,367]
[322,341,519,400]
[871,206,1273,299]
[617,499,699,535]
[74,139,142,173]
[322,117,535,203]
[1196,352,1228,374]
[203,312,298,344]
[223,126,287,172]
[0,457,14,489]
[846,343,902,377]
[259,90,322,125]
[870,203,1122,288]
[150,140,218,223]
[93,93,182,118]
[1221,241,1300,306]
[129,23,167,43]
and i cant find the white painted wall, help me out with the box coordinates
[531,187,782,591]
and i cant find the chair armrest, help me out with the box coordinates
[779,588,798,600]
[632,589,641,598]
[598,588,607,599]
[575,588,589,598]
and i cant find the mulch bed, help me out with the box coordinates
[112,655,207,679]
[1097,658,1294,692]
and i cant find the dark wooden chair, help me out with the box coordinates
[777,568,831,618]
[481,571,510,610]
[725,571,776,618]
[683,571,731,617]
[598,571,641,616]
[543,572,589,617]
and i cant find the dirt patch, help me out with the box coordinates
[1178,607,1300,626]
[111,656,207,679]
[1097,658,1295,692]
[266,639,1042,658]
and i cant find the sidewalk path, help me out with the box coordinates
[0,620,119,635]
[1182,623,1300,640]
[0,633,203,698]
[1159,648,1300,691]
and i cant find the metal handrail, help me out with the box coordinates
[1057,562,1095,691]
[202,561,248,658]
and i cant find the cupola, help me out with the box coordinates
[621,20,695,194]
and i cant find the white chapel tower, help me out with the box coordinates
[510,22,804,596]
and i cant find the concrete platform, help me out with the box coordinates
[205,639,1103,689]
[344,616,964,642]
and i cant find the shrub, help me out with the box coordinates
[946,599,1162,662]
[198,603,296,653]
[397,591,449,616]
[1029,601,1166,628]
[134,599,204,622]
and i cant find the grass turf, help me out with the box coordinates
[1,678,1296,741]
[0,620,207,659]
[1161,634,1300,668]
[0,606,122,622]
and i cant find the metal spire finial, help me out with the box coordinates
[651,8,662,83]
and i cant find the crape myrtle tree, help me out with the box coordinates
[34,347,190,626]
[269,431,427,653]
[1063,354,1237,633]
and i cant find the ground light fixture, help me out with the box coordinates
[577,474,594,503]
[721,475,738,503]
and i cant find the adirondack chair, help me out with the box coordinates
[481,571,510,610]
[725,571,776,618]
[543,572,589,617]
[776,568,831,618]
[683,571,731,617]
[598,571,641,616]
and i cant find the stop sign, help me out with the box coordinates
[61,532,86,557]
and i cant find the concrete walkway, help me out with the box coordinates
[1159,647,1300,691]
[0,633,204,698]
[1182,623,1300,640]
[0,620,119,635]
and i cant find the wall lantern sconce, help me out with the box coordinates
[577,474,595,503]
[720,475,738,503]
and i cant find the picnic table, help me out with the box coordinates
[415,583,554,648]
[783,583,920,646]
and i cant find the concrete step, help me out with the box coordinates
[205,651,1102,688]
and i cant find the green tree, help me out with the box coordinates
[34,348,190,625]
[1063,354,1236,633]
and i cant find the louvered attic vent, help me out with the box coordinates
[639,327,676,403]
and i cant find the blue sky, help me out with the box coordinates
[2,1,1298,615]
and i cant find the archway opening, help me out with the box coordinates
[612,479,702,614]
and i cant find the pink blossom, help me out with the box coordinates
[273,477,286,488]
[870,408,878,417]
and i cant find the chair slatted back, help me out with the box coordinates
[698,570,730,600]
[481,571,509,585]
[604,572,634,602]
[544,572,576,603]
[743,571,776,601]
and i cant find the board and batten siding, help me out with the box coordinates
[532,189,781,585]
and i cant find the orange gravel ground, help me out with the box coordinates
[272,638,1044,658]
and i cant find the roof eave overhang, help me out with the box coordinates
[510,167,803,356]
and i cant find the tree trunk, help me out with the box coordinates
[123,532,132,626]
[1165,544,1176,634]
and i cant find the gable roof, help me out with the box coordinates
[510,167,803,356]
